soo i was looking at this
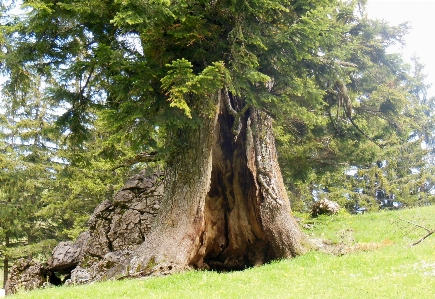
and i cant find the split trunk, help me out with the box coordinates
[108,90,305,277]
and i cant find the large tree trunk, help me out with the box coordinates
[107,90,305,278]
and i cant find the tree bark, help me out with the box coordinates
[106,90,305,278]
[3,234,9,289]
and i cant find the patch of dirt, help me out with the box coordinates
[308,229,392,255]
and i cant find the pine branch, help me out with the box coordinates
[319,57,358,68]
[333,80,382,148]
[111,151,159,171]
[348,118,383,148]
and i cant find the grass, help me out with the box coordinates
[10,205,435,298]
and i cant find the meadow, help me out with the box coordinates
[9,205,435,298]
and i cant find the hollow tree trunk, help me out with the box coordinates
[107,90,305,278]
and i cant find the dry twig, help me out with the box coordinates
[395,218,435,246]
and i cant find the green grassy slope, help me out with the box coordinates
[11,206,435,299]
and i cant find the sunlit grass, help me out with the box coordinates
[11,206,435,298]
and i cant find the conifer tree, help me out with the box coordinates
[0,71,59,285]
[0,62,134,284]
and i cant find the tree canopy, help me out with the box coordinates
[1,0,415,150]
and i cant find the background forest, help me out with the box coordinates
[1,0,435,289]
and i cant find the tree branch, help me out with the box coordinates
[319,57,358,68]
[334,80,382,148]
[396,218,435,246]
[223,88,242,140]
[257,172,283,205]
[111,151,159,171]
[348,118,383,148]
[397,218,431,232]
[412,230,435,246]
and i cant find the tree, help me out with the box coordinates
[0,72,60,286]
[38,116,145,241]
[0,68,134,285]
[0,0,428,277]
[274,15,433,213]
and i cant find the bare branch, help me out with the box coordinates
[412,230,435,246]
[394,218,435,246]
[397,218,431,232]
[223,88,242,140]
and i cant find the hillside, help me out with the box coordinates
[10,206,435,298]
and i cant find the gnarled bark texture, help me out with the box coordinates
[106,90,305,278]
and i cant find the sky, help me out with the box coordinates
[366,0,435,98]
